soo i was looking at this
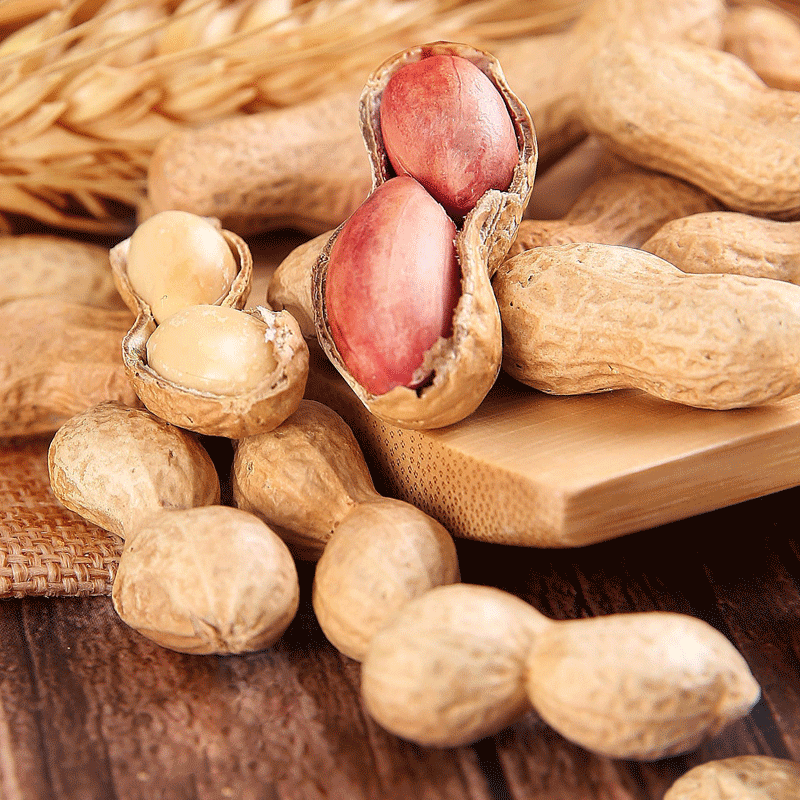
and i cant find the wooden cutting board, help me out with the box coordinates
[306,352,800,548]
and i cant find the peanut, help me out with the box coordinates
[579,39,800,219]
[232,400,459,660]
[360,584,551,748]
[379,54,518,217]
[112,505,299,655]
[48,401,220,539]
[145,304,278,396]
[508,167,719,257]
[323,175,460,396]
[664,756,800,800]
[493,242,800,409]
[125,209,238,323]
[111,213,308,438]
[146,89,371,236]
[315,41,536,430]
[525,612,760,761]
[724,4,800,93]
[1,234,124,309]
[642,211,800,285]
[0,298,138,437]
[311,498,459,661]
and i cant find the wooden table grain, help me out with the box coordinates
[1,481,799,800]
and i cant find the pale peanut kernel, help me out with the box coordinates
[146,305,277,395]
[127,210,238,323]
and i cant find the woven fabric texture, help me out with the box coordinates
[0,436,121,598]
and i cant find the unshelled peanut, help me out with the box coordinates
[112,505,299,655]
[664,755,800,800]
[642,211,800,285]
[48,401,220,539]
[525,612,760,761]
[580,39,800,218]
[232,400,459,660]
[1,298,137,437]
[494,242,800,410]
[508,168,718,257]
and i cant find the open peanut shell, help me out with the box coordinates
[110,219,308,438]
[109,218,253,317]
[312,41,537,430]
[121,305,308,438]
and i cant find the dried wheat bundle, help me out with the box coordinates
[0,0,586,235]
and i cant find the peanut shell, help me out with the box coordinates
[361,583,552,748]
[112,505,299,655]
[110,218,308,437]
[525,612,760,760]
[0,298,138,437]
[312,497,460,661]
[48,401,220,539]
[313,41,537,430]
[580,40,800,219]
[494,242,800,410]
[664,756,800,800]
[1,234,124,309]
[122,304,308,438]
[642,211,800,284]
[232,399,377,560]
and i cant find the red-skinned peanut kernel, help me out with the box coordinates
[324,176,460,396]
[379,54,519,218]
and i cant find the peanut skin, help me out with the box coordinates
[579,40,800,219]
[494,242,800,409]
[379,54,518,217]
[323,175,460,396]
[642,211,800,285]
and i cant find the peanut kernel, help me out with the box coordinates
[146,305,277,395]
[127,210,238,323]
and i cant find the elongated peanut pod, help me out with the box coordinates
[664,756,800,800]
[642,211,800,285]
[494,242,800,409]
[724,5,800,92]
[525,612,760,760]
[146,90,371,236]
[112,506,299,655]
[0,298,138,437]
[232,399,378,560]
[1,234,124,309]
[580,40,800,218]
[311,498,459,661]
[361,583,552,748]
[508,168,719,257]
[48,402,220,539]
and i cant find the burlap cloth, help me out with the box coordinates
[0,435,121,598]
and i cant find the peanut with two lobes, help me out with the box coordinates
[494,242,800,410]
[314,41,536,430]
[110,209,308,438]
[47,401,299,655]
[361,583,759,759]
[231,399,460,662]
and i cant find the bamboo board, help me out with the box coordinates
[306,355,800,548]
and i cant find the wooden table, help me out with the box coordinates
[1,478,799,800]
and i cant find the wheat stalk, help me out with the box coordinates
[0,0,586,235]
